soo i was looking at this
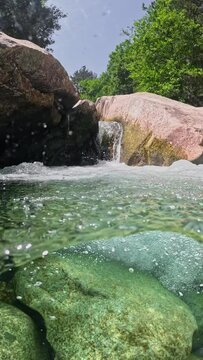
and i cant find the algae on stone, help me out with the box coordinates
[0,281,15,304]
[14,252,197,360]
[188,355,203,360]
[183,292,203,352]
[0,302,48,360]
[121,122,186,166]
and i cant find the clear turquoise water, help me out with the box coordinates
[0,160,202,273]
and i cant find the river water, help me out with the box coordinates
[0,159,203,357]
[0,160,202,274]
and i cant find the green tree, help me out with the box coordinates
[71,66,97,91]
[78,41,135,101]
[0,0,66,49]
[127,0,203,105]
[105,40,135,95]
[79,73,111,102]
[171,0,203,22]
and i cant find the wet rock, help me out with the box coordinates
[0,281,15,304]
[183,292,203,353]
[14,252,197,360]
[188,355,203,360]
[96,93,203,165]
[0,302,48,360]
[0,33,98,167]
[77,231,203,294]
[67,100,99,165]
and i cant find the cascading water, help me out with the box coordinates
[98,121,123,162]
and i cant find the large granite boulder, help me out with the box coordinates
[14,252,197,360]
[0,302,49,360]
[96,93,203,166]
[0,32,98,167]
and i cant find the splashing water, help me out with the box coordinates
[98,121,123,162]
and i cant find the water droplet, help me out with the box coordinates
[42,250,49,257]
[26,243,32,249]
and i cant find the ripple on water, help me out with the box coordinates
[0,160,202,273]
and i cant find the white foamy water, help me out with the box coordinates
[98,121,123,162]
[0,160,203,182]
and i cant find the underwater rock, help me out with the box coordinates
[0,32,98,167]
[14,252,197,360]
[0,281,15,304]
[96,93,203,165]
[0,302,48,360]
[70,230,203,357]
[183,292,203,352]
[74,231,203,294]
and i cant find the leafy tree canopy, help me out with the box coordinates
[79,73,112,102]
[77,41,135,101]
[105,40,135,95]
[0,0,67,49]
[71,66,97,92]
[81,0,202,105]
[127,0,203,105]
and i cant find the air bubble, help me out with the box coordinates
[42,250,49,256]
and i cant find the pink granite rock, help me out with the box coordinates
[96,93,203,165]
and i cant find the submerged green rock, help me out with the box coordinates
[14,252,197,360]
[183,292,203,352]
[0,302,48,360]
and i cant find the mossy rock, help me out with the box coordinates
[0,302,48,360]
[188,355,203,360]
[121,122,186,166]
[0,281,15,304]
[14,252,197,360]
[183,292,203,352]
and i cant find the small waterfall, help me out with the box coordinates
[98,121,123,162]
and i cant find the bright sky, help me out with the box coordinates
[48,0,152,76]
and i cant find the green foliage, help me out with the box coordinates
[80,0,202,105]
[0,0,66,49]
[79,73,111,102]
[126,0,203,105]
[105,40,135,95]
[71,66,97,92]
[78,41,135,101]
[171,0,203,23]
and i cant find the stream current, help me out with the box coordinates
[0,160,202,275]
[0,159,203,356]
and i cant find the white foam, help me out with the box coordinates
[0,160,202,182]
